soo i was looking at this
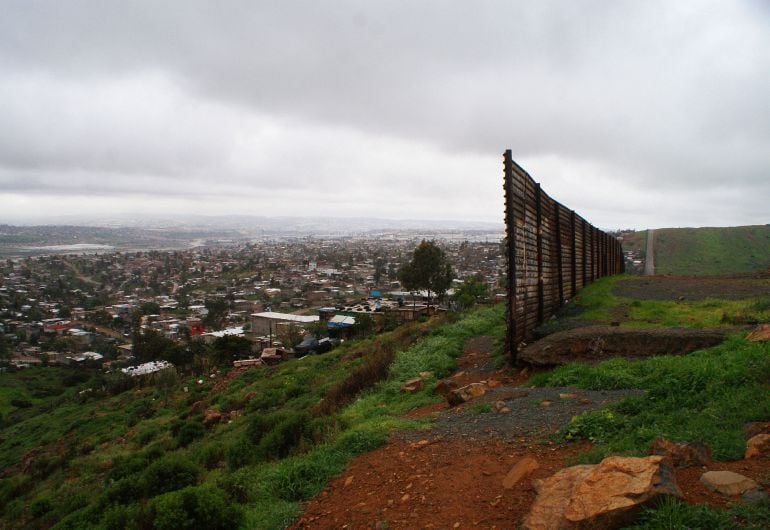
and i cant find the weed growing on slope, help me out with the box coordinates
[532,335,770,460]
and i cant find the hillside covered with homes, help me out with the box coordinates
[0,236,506,375]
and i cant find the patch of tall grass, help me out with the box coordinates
[532,335,770,460]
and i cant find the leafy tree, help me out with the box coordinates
[398,240,455,302]
[210,335,253,366]
[203,298,228,329]
[454,273,490,310]
[353,313,375,337]
[139,301,161,316]
[0,334,11,361]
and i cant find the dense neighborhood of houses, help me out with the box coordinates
[0,235,510,374]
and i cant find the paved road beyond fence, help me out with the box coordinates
[503,150,625,363]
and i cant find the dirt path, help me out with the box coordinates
[292,334,770,529]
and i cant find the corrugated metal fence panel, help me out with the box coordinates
[503,150,624,361]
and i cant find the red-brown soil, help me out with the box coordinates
[291,334,770,529]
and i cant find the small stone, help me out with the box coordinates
[401,377,424,393]
[401,493,411,502]
[742,489,769,505]
[434,378,459,397]
[344,476,353,487]
[700,471,758,496]
[559,393,577,400]
[650,437,712,468]
[499,407,511,414]
[746,324,770,342]
[578,398,593,405]
[416,439,430,446]
[453,523,460,528]
[387,499,394,506]
[540,400,552,407]
[745,434,770,459]
[503,457,539,489]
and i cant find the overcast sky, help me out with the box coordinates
[1,1,769,229]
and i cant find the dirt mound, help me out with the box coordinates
[519,325,735,366]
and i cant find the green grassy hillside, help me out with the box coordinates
[653,225,770,275]
[0,306,506,529]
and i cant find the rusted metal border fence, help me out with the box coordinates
[503,150,624,362]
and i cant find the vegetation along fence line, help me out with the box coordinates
[503,149,624,362]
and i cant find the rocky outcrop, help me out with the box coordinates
[649,437,711,468]
[519,326,734,366]
[524,455,681,529]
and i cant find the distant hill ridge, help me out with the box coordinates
[653,224,770,276]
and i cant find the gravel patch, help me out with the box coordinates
[396,386,644,443]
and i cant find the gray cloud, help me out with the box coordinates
[1,1,768,228]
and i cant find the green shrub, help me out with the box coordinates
[30,496,53,517]
[173,421,206,447]
[255,412,311,461]
[100,503,144,530]
[194,443,224,470]
[100,476,146,506]
[142,455,201,496]
[150,485,242,530]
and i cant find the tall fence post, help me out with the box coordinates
[536,183,544,325]
[581,220,587,287]
[570,210,577,298]
[555,206,564,306]
[503,150,518,363]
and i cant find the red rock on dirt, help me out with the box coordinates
[446,382,488,407]
[524,455,681,529]
[503,457,540,489]
[745,434,770,459]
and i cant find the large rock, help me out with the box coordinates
[650,437,711,468]
[446,382,487,407]
[519,326,734,366]
[745,433,770,459]
[700,471,758,496]
[524,456,681,530]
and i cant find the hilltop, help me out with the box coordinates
[621,225,770,276]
